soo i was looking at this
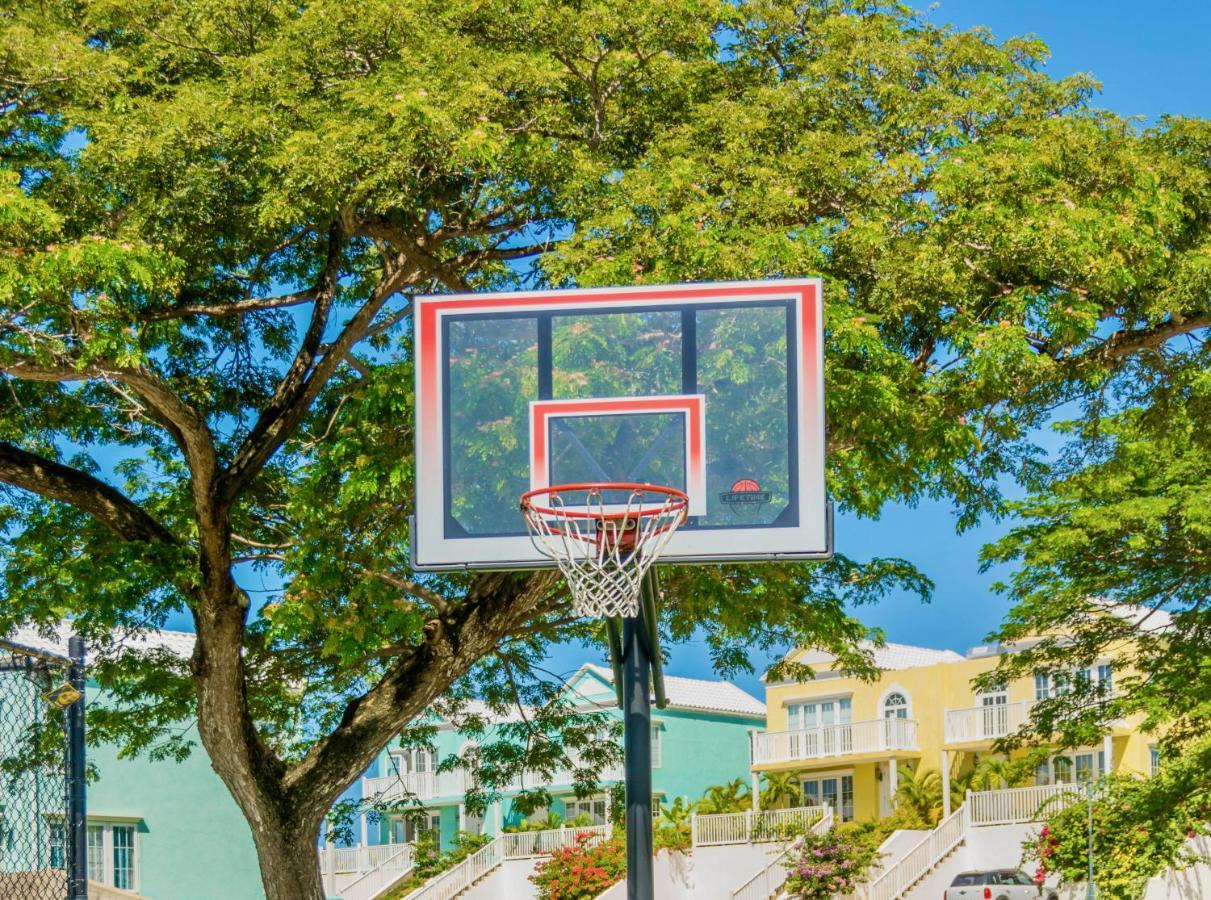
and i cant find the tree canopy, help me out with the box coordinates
[2,0,1209,896]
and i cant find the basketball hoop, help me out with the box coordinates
[520,483,689,618]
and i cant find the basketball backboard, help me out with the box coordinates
[412,279,829,570]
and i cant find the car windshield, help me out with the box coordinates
[950,874,987,886]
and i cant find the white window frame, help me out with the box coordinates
[786,695,853,728]
[797,768,855,822]
[85,820,140,893]
[1150,745,1160,776]
[1034,748,1107,785]
[565,796,610,825]
[390,747,437,775]
[877,685,912,720]
[651,724,663,769]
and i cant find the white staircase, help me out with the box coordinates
[865,804,969,900]
[399,825,611,900]
[728,806,835,900]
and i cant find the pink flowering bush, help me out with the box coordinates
[782,827,880,900]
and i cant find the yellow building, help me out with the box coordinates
[751,637,1156,823]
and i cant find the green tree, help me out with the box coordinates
[969,755,1034,792]
[978,369,1211,885]
[893,765,942,826]
[697,778,752,814]
[3,1,1210,898]
[760,771,800,810]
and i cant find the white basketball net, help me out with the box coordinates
[521,485,687,618]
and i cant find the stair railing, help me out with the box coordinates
[865,803,969,900]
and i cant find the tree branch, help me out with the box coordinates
[281,571,558,819]
[0,442,178,545]
[1097,314,1211,361]
[139,289,318,322]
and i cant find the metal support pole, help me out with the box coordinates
[67,635,87,900]
[1086,779,1096,900]
[622,613,653,900]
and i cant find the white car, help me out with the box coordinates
[944,870,1059,900]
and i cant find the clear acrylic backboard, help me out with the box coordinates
[411,279,830,569]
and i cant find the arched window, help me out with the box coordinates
[882,692,908,719]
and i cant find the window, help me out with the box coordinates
[788,697,852,729]
[566,797,609,825]
[86,822,138,892]
[87,825,104,883]
[651,725,662,769]
[1035,665,1112,700]
[390,813,441,845]
[1151,746,1161,776]
[799,774,854,822]
[882,693,908,719]
[48,824,66,869]
[1036,750,1107,785]
[390,747,437,775]
[112,826,136,890]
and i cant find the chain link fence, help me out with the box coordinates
[0,640,77,900]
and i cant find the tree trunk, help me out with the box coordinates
[246,809,327,900]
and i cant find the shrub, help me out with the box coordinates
[782,827,880,900]
[1023,776,1207,900]
[530,832,626,900]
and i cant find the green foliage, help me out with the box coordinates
[969,755,1036,791]
[759,771,800,810]
[696,778,751,814]
[1025,770,1210,900]
[388,829,493,897]
[978,358,1211,886]
[893,765,943,826]
[3,0,1211,894]
[654,796,693,851]
[530,833,626,900]
[783,826,881,900]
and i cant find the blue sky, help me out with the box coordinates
[155,2,1210,698]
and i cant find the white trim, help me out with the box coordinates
[780,691,853,708]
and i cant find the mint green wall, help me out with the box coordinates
[362,668,765,841]
[86,685,264,900]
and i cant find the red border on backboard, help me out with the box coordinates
[529,395,707,516]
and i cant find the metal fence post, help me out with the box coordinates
[67,635,87,900]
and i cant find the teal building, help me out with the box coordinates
[354,664,766,850]
[6,624,264,900]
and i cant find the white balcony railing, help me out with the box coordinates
[363,765,624,802]
[363,770,469,802]
[944,700,1033,744]
[966,783,1088,826]
[692,805,827,847]
[751,718,918,766]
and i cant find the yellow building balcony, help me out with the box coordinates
[752,718,920,771]
[943,700,1034,748]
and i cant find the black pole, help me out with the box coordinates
[67,635,87,900]
[622,613,653,900]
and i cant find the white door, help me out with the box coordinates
[980,693,1008,738]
